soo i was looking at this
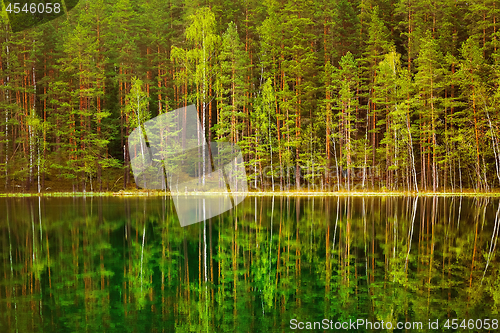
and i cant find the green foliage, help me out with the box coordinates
[1,0,500,193]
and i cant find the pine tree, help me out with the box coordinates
[333,52,359,191]
[376,50,418,191]
[281,0,318,190]
[414,34,447,192]
[171,7,220,189]
[457,37,492,191]
[214,22,249,143]
[359,6,393,188]
[108,0,140,189]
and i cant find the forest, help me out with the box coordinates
[0,0,500,193]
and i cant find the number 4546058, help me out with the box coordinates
[5,3,61,14]
[443,319,498,330]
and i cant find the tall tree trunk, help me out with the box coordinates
[4,36,9,190]
[472,79,481,190]
[431,73,437,192]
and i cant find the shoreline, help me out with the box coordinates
[1,190,500,197]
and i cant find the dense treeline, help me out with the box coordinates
[1,0,500,192]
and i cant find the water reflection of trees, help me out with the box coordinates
[0,196,499,332]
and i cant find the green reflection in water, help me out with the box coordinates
[0,196,499,332]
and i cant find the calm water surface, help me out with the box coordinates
[0,196,499,332]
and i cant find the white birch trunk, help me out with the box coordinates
[485,106,500,186]
[32,59,40,193]
[202,30,206,186]
[136,91,147,188]
[406,110,418,192]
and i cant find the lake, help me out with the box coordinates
[0,196,499,332]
